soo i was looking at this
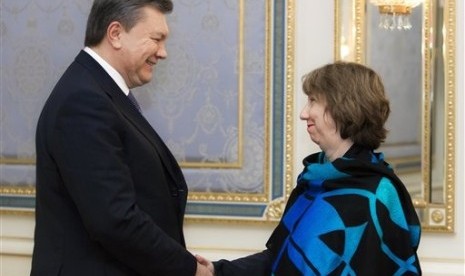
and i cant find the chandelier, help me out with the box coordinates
[370,0,424,30]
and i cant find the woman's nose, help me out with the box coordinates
[300,103,309,120]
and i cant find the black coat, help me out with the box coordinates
[31,50,196,276]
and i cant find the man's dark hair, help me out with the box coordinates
[84,0,173,46]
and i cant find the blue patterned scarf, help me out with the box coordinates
[268,145,421,275]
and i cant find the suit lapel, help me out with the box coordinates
[75,51,187,191]
[115,92,187,190]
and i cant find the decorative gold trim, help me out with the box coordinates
[264,0,272,199]
[335,0,366,63]
[412,198,428,208]
[188,192,268,203]
[420,0,456,233]
[179,162,243,169]
[186,245,263,254]
[354,0,366,64]
[421,0,432,206]
[1,186,35,195]
[0,158,35,165]
[431,209,445,223]
[285,0,295,202]
[334,0,341,60]
[237,0,245,168]
[265,198,285,220]
[0,186,35,215]
[183,215,280,225]
[0,208,35,216]
[443,0,455,233]
[378,5,413,15]
[0,252,34,257]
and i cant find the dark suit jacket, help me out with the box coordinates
[31,50,196,276]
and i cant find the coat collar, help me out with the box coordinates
[75,50,187,190]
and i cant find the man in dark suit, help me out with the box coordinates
[31,0,212,275]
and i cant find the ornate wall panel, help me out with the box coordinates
[0,0,295,222]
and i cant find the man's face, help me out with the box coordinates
[118,6,169,88]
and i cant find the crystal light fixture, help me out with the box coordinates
[370,0,424,30]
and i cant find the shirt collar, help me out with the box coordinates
[83,47,130,96]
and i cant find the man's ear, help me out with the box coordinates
[107,21,123,49]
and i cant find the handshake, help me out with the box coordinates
[195,255,214,276]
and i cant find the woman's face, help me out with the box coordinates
[299,94,341,152]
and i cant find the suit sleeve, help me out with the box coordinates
[51,90,196,276]
[213,250,272,276]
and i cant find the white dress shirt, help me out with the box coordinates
[83,47,130,96]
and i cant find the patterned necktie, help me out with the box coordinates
[127,91,142,113]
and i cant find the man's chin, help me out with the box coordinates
[136,76,153,87]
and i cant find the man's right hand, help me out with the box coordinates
[195,262,213,276]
